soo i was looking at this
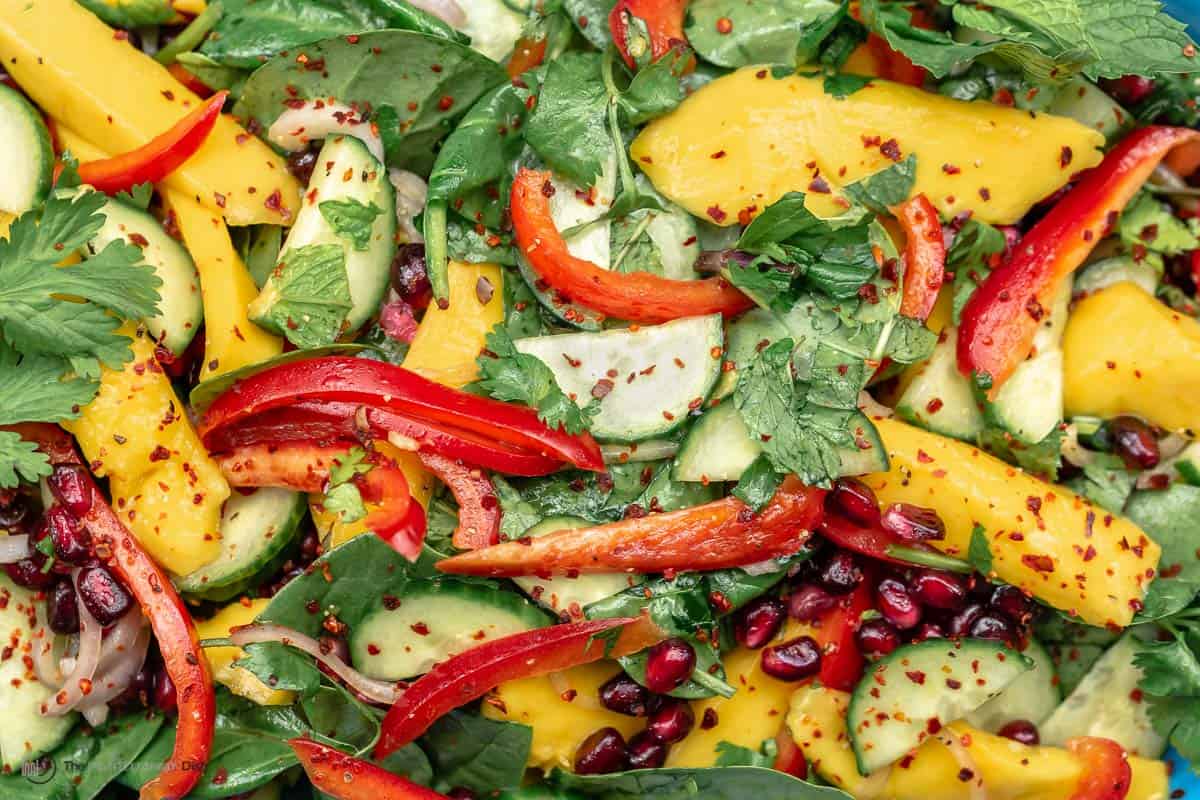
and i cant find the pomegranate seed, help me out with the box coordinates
[76,565,133,626]
[48,578,80,634]
[391,243,432,311]
[760,636,822,681]
[856,619,900,657]
[989,585,1034,624]
[111,665,153,709]
[599,673,650,716]
[643,638,696,694]
[626,731,668,770]
[827,478,881,526]
[913,622,945,641]
[876,578,922,630]
[910,570,967,611]
[997,719,1040,746]
[574,728,628,774]
[818,552,863,595]
[880,503,946,542]
[153,667,177,712]
[48,466,93,516]
[1104,416,1160,470]
[5,534,54,590]
[46,506,91,564]
[788,584,837,621]
[285,144,320,184]
[0,493,33,530]
[947,603,985,637]
[734,597,785,649]
[646,700,694,743]
[969,611,1016,642]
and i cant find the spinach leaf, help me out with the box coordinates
[823,72,873,98]
[713,739,776,767]
[618,47,689,125]
[526,52,615,187]
[420,711,532,793]
[77,0,173,28]
[1127,485,1200,588]
[552,765,855,798]
[302,686,381,751]
[235,642,325,696]
[0,724,98,800]
[235,31,506,171]
[731,454,784,512]
[563,0,618,49]
[685,0,843,67]
[76,712,166,800]
[587,573,716,636]
[619,636,730,699]
[511,462,652,522]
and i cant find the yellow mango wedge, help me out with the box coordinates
[63,327,227,575]
[195,599,295,706]
[1064,282,1200,434]
[631,69,1103,226]
[787,686,1168,800]
[0,0,300,225]
[862,418,1157,628]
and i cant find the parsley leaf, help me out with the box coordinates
[321,447,372,524]
[476,327,598,435]
[319,199,383,251]
[251,244,352,350]
[968,524,994,575]
[0,431,52,489]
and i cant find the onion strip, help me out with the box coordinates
[0,534,30,563]
[42,572,102,716]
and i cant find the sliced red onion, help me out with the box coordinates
[388,168,428,244]
[32,628,65,688]
[43,572,101,716]
[229,623,403,705]
[267,101,385,163]
[0,534,31,563]
[409,0,466,27]
[379,296,419,344]
[742,559,786,576]
[77,618,151,722]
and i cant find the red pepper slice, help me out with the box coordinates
[374,616,665,758]
[12,424,215,800]
[167,63,215,99]
[609,0,690,70]
[199,356,603,474]
[290,738,448,800]
[958,125,1200,392]
[895,194,946,322]
[814,579,873,692]
[507,34,548,78]
[773,725,808,779]
[817,513,914,566]
[416,452,500,550]
[437,476,825,577]
[76,90,227,195]
[511,169,754,325]
[1066,737,1132,800]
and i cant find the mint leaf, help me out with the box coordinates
[723,256,798,311]
[843,155,917,213]
[949,219,1007,324]
[0,431,52,489]
[968,524,993,574]
[320,198,383,251]
[253,244,352,349]
[492,475,542,540]
[732,454,785,512]
[618,46,689,125]
[476,327,598,435]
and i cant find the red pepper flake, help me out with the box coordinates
[879,139,901,161]
[149,445,171,462]
[737,205,758,226]
[562,353,582,368]
[1025,296,1044,321]
[978,187,992,201]
[264,189,284,215]
[945,678,962,690]
[906,670,926,685]
[957,768,975,782]
[1026,496,1042,516]
[591,379,614,399]
[1186,43,1197,58]
[701,708,719,729]
[709,591,732,613]
[925,397,944,414]
[1021,554,1055,573]
[710,150,727,159]
[1060,146,1073,168]
[858,282,879,304]
[715,16,733,34]
[437,95,454,111]
[808,176,832,194]
[541,180,556,198]
[662,410,676,421]
[916,449,933,464]
[706,205,727,223]
[942,163,961,175]
[410,622,430,636]
[861,135,882,148]
[367,643,381,655]
[1083,545,1097,562]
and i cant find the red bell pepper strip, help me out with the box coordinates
[508,34,548,78]
[814,579,873,692]
[199,356,603,474]
[167,63,215,99]
[609,0,690,70]
[958,125,1200,392]
[374,616,665,758]
[773,725,808,779]
[13,424,215,800]
[290,739,448,800]
[1066,737,1132,800]
[818,513,916,567]
[895,194,946,322]
[76,90,227,195]
[437,476,825,577]
[416,451,500,550]
[511,169,754,325]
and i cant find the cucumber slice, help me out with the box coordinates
[250,135,395,340]
[458,0,525,61]
[1046,77,1132,144]
[711,308,789,400]
[848,639,1032,774]
[82,192,204,355]
[514,315,724,442]
[350,581,550,680]
[964,638,1060,732]
[839,412,889,476]
[0,573,74,768]
[896,327,985,441]
[673,399,761,482]
[514,517,633,616]
[1040,633,1167,758]
[1074,256,1158,298]
[0,84,52,215]
[175,489,308,600]
[515,253,605,331]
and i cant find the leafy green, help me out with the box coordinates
[685,0,844,67]
[421,711,533,794]
[948,219,1007,324]
[527,52,615,187]
[968,524,993,575]
[618,48,690,126]
[1118,191,1200,256]
[76,0,173,28]
[234,642,325,696]
[75,711,166,800]
[552,765,855,798]
[713,739,777,768]
[493,474,544,540]
[1063,453,1136,514]
[476,327,599,435]
[823,72,874,98]
[1134,72,1200,127]
[0,430,52,488]
[842,155,917,213]
[507,462,655,523]
[320,199,383,251]
[253,244,352,350]
[321,447,372,523]
[976,425,1063,479]
[731,454,785,512]
[0,720,100,800]
[0,344,98,426]
[1126,485,1200,594]
[563,0,618,49]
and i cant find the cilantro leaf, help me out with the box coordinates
[1118,191,1200,256]
[976,425,1063,480]
[1136,634,1200,696]
[526,52,613,188]
[0,342,100,425]
[320,199,384,251]
[476,327,598,435]
[1147,695,1200,766]
[968,524,993,574]
[322,447,372,524]
[251,244,353,350]
[0,431,52,489]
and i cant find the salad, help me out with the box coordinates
[2,0,1200,798]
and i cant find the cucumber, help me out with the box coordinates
[513,517,633,616]
[350,581,550,680]
[458,0,526,61]
[1046,77,1132,144]
[963,638,1060,732]
[1176,441,1200,486]
[711,308,789,400]
[514,315,724,442]
[0,573,74,768]
[0,83,53,215]
[839,412,889,476]
[1074,255,1158,298]
[1040,633,1167,758]
[175,489,308,600]
[82,192,204,355]
[848,639,1032,774]
[250,135,395,340]
[895,327,985,441]
[673,399,761,482]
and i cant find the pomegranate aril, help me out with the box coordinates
[153,667,177,712]
[818,552,863,595]
[77,565,133,626]
[0,493,32,530]
[788,584,837,622]
[626,731,668,770]
[913,622,945,641]
[997,719,1040,746]
[947,603,985,637]
[46,506,91,564]
[880,503,946,542]
[646,700,694,743]
[760,636,821,681]
[734,597,785,649]
[856,618,900,657]
[876,578,921,630]
[48,466,93,517]
[910,570,967,611]
[989,584,1034,624]
[48,578,80,634]
[827,478,881,526]
[5,554,55,590]
[285,145,319,184]
[391,243,432,310]
[643,638,696,694]
[599,673,650,716]
[1105,416,1160,470]
[969,611,1015,642]
[574,727,628,775]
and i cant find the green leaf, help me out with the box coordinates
[731,455,785,512]
[563,0,618,49]
[713,740,777,768]
[552,765,856,798]
[320,199,384,251]
[1063,453,1136,515]
[0,431,51,489]
[1147,695,1200,768]
[256,244,353,350]
[76,0,173,27]
[587,573,716,637]
[842,155,918,213]
[685,0,844,67]
[76,712,167,800]
[619,47,689,125]
[526,52,614,187]
[723,256,798,312]
[1136,634,1200,697]
[493,475,544,540]
[948,219,1007,324]
[1118,191,1200,256]
[234,642,324,695]
[976,424,1063,480]
[0,344,99,426]
[301,685,381,751]
[508,463,651,523]
[968,524,993,574]
[823,72,874,98]
[1126,485,1200,588]
[420,711,533,794]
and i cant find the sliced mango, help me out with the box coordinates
[631,69,1103,226]
[195,599,294,706]
[403,261,505,388]
[862,418,1158,628]
[0,0,300,225]
[1063,282,1200,434]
